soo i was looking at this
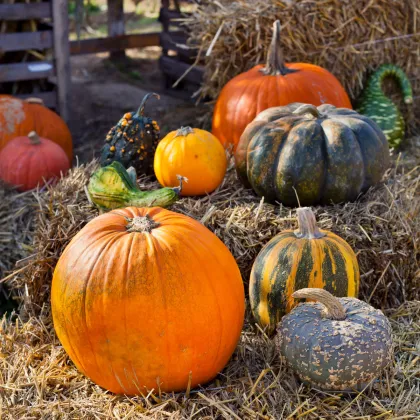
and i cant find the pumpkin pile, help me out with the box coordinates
[2,16,407,398]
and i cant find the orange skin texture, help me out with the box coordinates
[0,95,73,161]
[212,63,353,151]
[0,134,70,191]
[154,128,227,196]
[51,207,245,395]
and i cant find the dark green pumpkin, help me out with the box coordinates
[100,93,160,175]
[235,103,390,207]
[276,288,393,391]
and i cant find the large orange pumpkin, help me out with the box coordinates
[0,131,70,191]
[0,95,73,161]
[212,21,352,151]
[51,206,245,395]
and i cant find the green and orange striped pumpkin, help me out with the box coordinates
[250,207,360,331]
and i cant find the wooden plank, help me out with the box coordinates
[0,3,51,20]
[160,32,197,60]
[107,0,125,60]
[16,91,57,109]
[70,32,160,55]
[159,56,204,85]
[0,61,54,82]
[159,8,192,24]
[52,0,71,122]
[0,31,53,53]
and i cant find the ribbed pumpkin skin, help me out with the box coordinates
[235,103,389,207]
[250,230,359,330]
[51,207,245,395]
[154,127,227,196]
[212,63,352,151]
[0,95,73,161]
[0,134,70,191]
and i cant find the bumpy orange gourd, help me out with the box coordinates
[51,207,245,395]
[0,95,73,161]
[212,21,352,151]
[154,126,227,196]
[0,131,70,191]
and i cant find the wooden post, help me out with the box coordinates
[52,0,71,122]
[107,0,126,60]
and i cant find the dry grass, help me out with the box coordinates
[187,0,419,132]
[0,153,419,418]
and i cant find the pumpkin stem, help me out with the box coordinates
[174,126,195,138]
[261,20,298,76]
[126,215,160,233]
[28,131,41,145]
[292,288,347,320]
[292,104,323,119]
[135,93,160,117]
[294,207,325,239]
[172,174,188,195]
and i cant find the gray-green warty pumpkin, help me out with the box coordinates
[235,103,390,207]
[100,93,160,175]
[276,288,393,391]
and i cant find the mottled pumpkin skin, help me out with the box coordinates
[235,103,390,206]
[276,298,393,390]
[100,94,160,176]
[0,134,70,191]
[0,95,73,161]
[51,207,245,395]
[250,230,359,330]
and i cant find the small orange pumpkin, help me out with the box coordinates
[154,126,227,196]
[0,131,70,191]
[0,95,73,161]
[212,21,352,151]
[51,206,245,395]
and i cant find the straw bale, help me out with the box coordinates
[5,154,419,316]
[187,0,420,132]
[0,152,419,418]
[0,300,418,418]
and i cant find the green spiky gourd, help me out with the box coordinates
[87,161,183,211]
[357,64,413,148]
[100,93,161,175]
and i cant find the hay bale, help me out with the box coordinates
[6,156,420,316]
[1,155,419,417]
[187,0,419,132]
[0,299,419,417]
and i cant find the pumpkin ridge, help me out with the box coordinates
[123,233,136,388]
[147,232,173,390]
[180,229,227,373]
[53,233,121,381]
[322,235,359,297]
[82,232,128,385]
[231,78,259,148]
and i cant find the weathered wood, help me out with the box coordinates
[0,61,54,82]
[52,0,71,122]
[107,0,125,60]
[16,91,57,109]
[159,32,197,61]
[70,32,160,55]
[0,31,53,53]
[159,56,204,85]
[0,3,51,20]
[159,8,192,25]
